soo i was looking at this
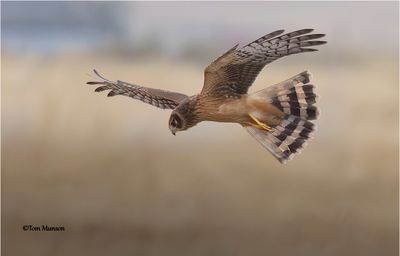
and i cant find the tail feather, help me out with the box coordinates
[254,71,319,120]
[274,85,317,104]
[245,116,316,164]
[245,71,319,164]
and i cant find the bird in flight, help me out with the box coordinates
[87,29,326,164]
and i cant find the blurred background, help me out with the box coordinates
[1,2,398,256]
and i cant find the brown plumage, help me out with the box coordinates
[86,29,326,163]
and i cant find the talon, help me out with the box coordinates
[248,113,272,132]
[260,123,273,132]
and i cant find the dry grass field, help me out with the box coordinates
[2,49,398,256]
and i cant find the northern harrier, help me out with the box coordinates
[87,29,326,163]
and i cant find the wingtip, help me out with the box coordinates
[302,28,314,33]
[309,34,326,40]
[107,91,117,97]
[271,29,285,36]
[302,48,319,52]
[92,69,112,82]
[94,87,104,92]
[93,69,101,77]
[306,40,328,46]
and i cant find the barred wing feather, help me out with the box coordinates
[202,29,326,97]
[86,69,189,110]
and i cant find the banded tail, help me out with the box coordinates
[245,71,319,164]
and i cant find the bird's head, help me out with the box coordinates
[169,97,200,135]
[168,111,186,135]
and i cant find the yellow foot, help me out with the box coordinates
[248,113,272,132]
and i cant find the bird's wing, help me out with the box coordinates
[86,69,189,109]
[201,29,326,97]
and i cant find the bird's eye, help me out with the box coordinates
[170,115,182,129]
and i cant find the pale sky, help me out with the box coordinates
[2,1,398,54]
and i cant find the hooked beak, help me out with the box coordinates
[171,131,176,136]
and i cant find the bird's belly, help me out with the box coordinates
[207,99,251,123]
[205,97,283,126]
[200,96,283,126]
